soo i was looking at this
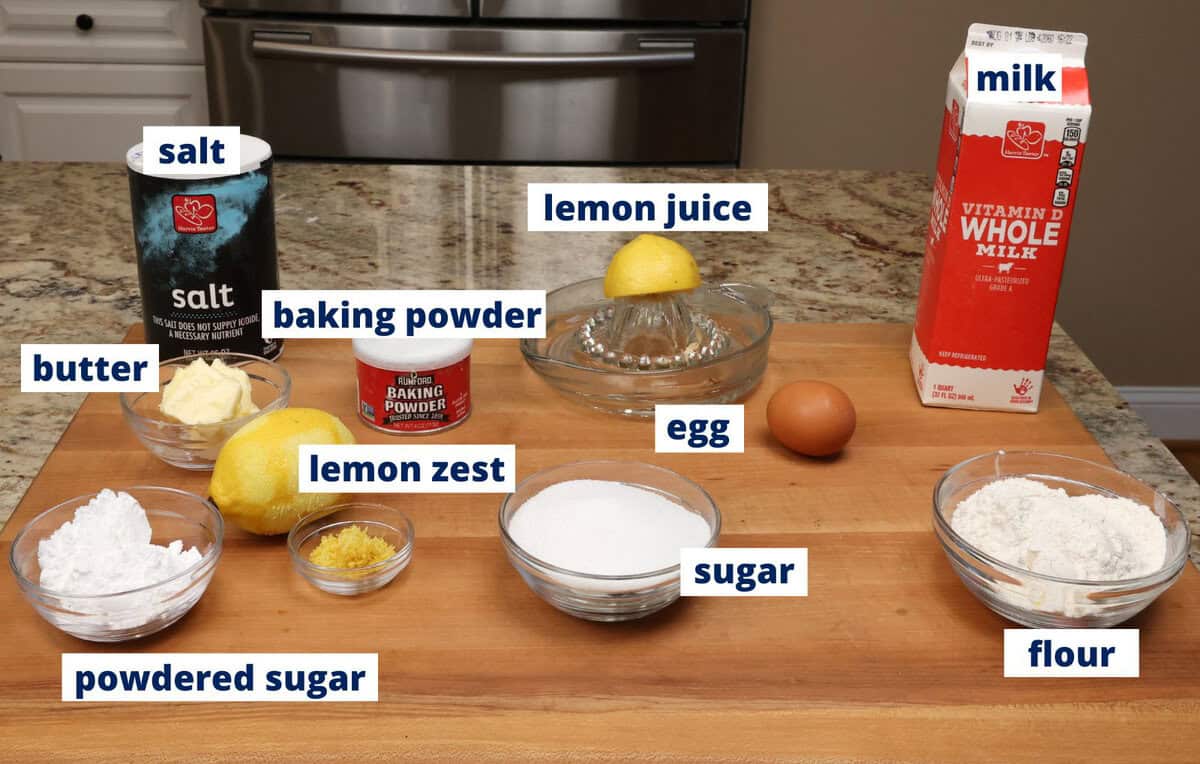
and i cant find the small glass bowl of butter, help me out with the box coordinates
[120,352,291,470]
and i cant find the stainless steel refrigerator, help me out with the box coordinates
[200,0,750,164]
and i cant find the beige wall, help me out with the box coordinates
[742,0,1199,387]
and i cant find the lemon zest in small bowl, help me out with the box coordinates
[309,525,396,569]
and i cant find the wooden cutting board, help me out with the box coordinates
[2,324,1198,763]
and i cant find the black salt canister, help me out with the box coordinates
[126,134,282,360]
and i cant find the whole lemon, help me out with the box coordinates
[603,233,701,299]
[209,407,355,535]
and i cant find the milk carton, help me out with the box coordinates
[911,23,1091,412]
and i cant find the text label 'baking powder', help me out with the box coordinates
[263,290,546,339]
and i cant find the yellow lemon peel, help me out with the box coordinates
[209,407,355,535]
[309,525,397,569]
[603,234,701,299]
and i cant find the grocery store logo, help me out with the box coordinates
[172,194,217,234]
[969,52,1062,103]
[1002,121,1046,160]
[1010,376,1035,405]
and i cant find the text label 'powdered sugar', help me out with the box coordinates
[1004,630,1139,678]
[262,290,546,339]
[21,344,159,393]
[528,183,768,232]
[64,653,377,701]
[680,548,809,597]
[299,444,515,494]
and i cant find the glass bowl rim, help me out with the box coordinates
[933,449,1189,589]
[118,351,292,430]
[287,503,415,576]
[8,485,224,600]
[498,459,722,581]
[519,277,774,377]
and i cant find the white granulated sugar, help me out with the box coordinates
[508,479,711,576]
[951,477,1166,582]
[37,489,202,626]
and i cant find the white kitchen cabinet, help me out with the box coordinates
[0,0,204,64]
[0,0,207,160]
[0,62,206,160]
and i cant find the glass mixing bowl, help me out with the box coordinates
[521,278,772,417]
[120,352,291,470]
[288,503,415,596]
[9,486,223,642]
[499,461,721,622]
[934,451,1189,628]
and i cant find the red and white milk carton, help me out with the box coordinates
[911,23,1091,412]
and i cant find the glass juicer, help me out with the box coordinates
[521,258,773,417]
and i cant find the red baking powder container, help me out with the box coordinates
[352,338,473,434]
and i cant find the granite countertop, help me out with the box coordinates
[2,163,1196,562]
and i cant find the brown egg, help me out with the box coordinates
[766,380,857,457]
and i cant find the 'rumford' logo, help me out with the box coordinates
[969,52,1063,103]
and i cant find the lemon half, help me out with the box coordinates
[603,234,701,299]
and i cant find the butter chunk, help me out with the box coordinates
[160,358,260,425]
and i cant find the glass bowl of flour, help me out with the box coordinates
[934,451,1189,628]
[8,487,223,641]
[499,461,720,622]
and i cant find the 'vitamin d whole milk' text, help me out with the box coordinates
[911,23,1092,412]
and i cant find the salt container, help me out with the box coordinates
[126,134,281,360]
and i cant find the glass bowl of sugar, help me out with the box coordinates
[934,451,1189,628]
[499,461,720,622]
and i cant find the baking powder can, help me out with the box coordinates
[126,134,282,359]
[352,338,473,434]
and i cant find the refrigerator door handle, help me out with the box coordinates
[250,38,695,68]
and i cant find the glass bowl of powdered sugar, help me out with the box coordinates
[499,461,720,622]
[9,486,223,642]
[934,451,1189,628]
